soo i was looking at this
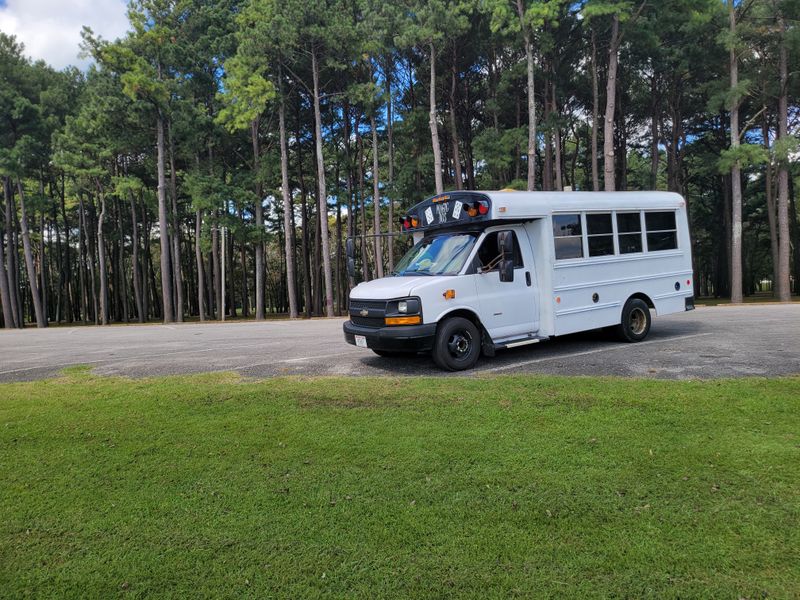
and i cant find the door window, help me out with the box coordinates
[476,231,524,272]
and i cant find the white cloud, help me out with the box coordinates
[0,0,129,70]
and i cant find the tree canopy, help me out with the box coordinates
[0,0,798,327]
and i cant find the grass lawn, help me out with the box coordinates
[1,370,798,598]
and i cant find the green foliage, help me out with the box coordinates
[216,54,276,132]
[718,143,768,173]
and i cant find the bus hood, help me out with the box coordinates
[350,276,449,300]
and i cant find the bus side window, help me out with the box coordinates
[477,231,523,271]
[553,214,583,259]
[645,211,678,251]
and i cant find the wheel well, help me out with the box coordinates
[437,308,483,331]
[436,308,492,352]
[628,293,655,310]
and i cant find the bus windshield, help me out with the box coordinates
[394,232,478,276]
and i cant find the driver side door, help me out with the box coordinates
[472,228,539,341]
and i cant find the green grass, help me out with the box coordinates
[1,371,799,598]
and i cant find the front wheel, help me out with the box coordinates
[432,317,481,371]
[616,298,651,342]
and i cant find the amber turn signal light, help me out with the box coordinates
[443,289,456,300]
[385,315,422,326]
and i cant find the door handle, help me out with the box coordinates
[525,271,531,287]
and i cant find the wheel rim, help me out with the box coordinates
[446,329,473,360]
[629,307,647,335]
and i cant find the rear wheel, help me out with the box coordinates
[616,298,651,342]
[432,317,481,371]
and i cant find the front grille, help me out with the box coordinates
[349,299,387,328]
[351,316,385,328]
[349,299,387,310]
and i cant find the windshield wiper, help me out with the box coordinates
[400,269,435,276]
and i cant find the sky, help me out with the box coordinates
[0,0,130,70]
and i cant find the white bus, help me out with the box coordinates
[344,191,695,371]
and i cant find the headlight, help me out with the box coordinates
[386,297,421,316]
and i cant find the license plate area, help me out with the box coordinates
[354,335,368,348]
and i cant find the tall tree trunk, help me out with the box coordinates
[95,184,109,325]
[552,79,563,191]
[358,132,371,282]
[310,47,335,317]
[194,209,205,321]
[15,181,46,327]
[168,120,183,322]
[517,0,537,191]
[449,48,463,190]
[212,212,221,319]
[129,191,144,322]
[429,43,444,194]
[650,76,660,189]
[0,177,16,328]
[279,75,298,318]
[762,115,779,293]
[603,15,620,192]
[728,1,743,303]
[591,28,600,191]
[370,113,384,278]
[78,195,88,322]
[251,117,265,320]
[157,109,174,322]
[385,58,395,271]
[59,179,72,323]
[776,14,791,301]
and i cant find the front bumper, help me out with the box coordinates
[343,320,437,353]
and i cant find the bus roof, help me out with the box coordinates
[482,190,685,219]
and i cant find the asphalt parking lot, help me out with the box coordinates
[0,304,797,382]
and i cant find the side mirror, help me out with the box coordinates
[497,231,515,282]
[346,238,355,259]
[347,258,355,278]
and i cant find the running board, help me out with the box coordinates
[492,335,548,351]
[481,333,548,358]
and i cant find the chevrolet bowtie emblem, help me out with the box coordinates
[360,309,369,317]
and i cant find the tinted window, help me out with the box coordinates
[647,231,678,251]
[553,214,582,237]
[617,212,641,233]
[646,211,676,231]
[587,213,612,235]
[645,211,677,251]
[553,214,583,259]
[476,231,524,270]
[588,235,614,257]
[554,237,583,260]
[618,233,643,254]
[586,213,614,257]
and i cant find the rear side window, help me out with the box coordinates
[586,213,614,257]
[553,214,583,259]
[645,211,678,251]
[617,212,642,254]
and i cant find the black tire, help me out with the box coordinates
[616,298,651,342]
[432,317,481,371]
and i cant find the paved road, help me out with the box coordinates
[0,304,797,382]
